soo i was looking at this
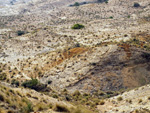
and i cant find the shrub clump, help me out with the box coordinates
[22,78,47,91]
[72,90,81,96]
[21,102,33,113]
[17,30,25,36]
[99,100,105,105]
[22,78,38,88]
[134,2,140,7]
[0,94,4,101]
[0,73,7,80]
[11,79,20,86]
[73,2,80,6]
[53,104,70,112]
[75,43,80,47]
[71,24,84,29]
[117,96,123,101]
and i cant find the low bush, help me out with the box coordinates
[99,100,105,105]
[75,43,80,47]
[11,79,20,86]
[52,94,58,98]
[138,99,142,103]
[117,96,123,101]
[0,73,7,80]
[21,102,33,113]
[134,2,140,7]
[22,78,38,88]
[17,30,25,36]
[74,2,80,6]
[0,94,4,101]
[53,104,70,112]
[72,24,84,29]
[109,16,113,19]
[22,78,47,91]
[72,90,81,96]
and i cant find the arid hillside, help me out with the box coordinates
[0,0,150,112]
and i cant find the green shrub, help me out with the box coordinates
[17,30,25,36]
[72,108,82,113]
[21,102,33,113]
[22,78,47,91]
[134,2,140,7]
[11,79,20,86]
[117,96,123,101]
[52,94,58,98]
[109,16,113,19]
[98,0,108,3]
[0,94,4,101]
[0,73,7,80]
[72,24,84,29]
[49,103,53,109]
[22,78,38,89]
[74,2,80,6]
[7,110,14,113]
[127,99,132,104]
[72,90,81,96]
[138,99,142,103]
[75,43,80,47]
[99,100,105,105]
[47,80,52,84]
[53,104,70,112]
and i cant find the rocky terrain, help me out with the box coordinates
[0,0,150,112]
[98,84,150,113]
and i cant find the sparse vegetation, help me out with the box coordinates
[0,0,150,112]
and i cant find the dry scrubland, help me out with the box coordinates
[0,0,150,112]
